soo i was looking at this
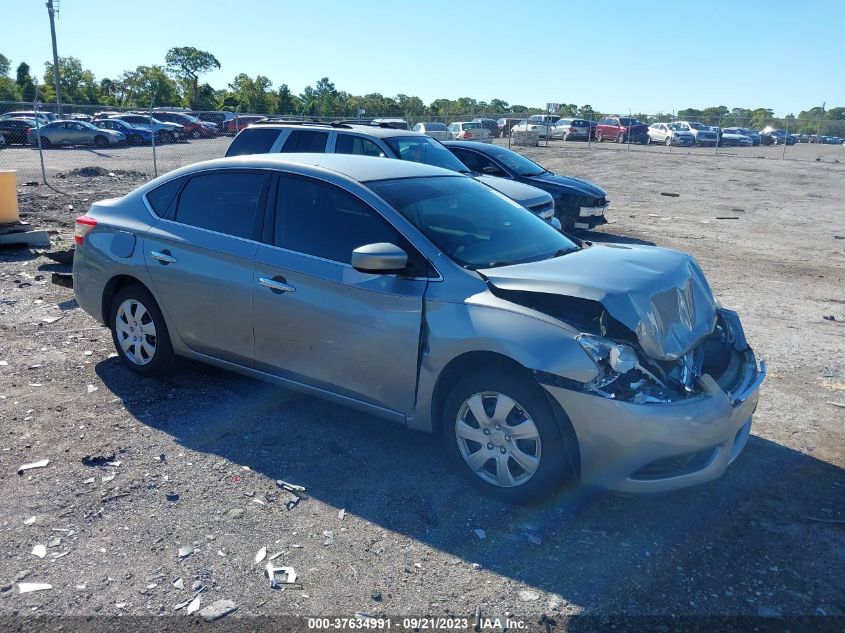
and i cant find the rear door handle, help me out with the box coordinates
[259,276,296,293]
[150,250,178,264]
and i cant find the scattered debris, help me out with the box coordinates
[82,453,115,467]
[323,530,334,546]
[166,493,180,502]
[87,384,99,394]
[823,315,837,322]
[41,315,64,324]
[252,498,265,506]
[187,595,201,615]
[827,402,845,409]
[199,599,238,622]
[660,192,680,197]
[371,590,383,601]
[276,479,306,493]
[83,477,95,484]
[474,528,487,540]
[31,544,47,559]
[519,590,540,601]
[17,459,49,475]
[255,547,267,563]
[265,563,297,589]
[47,537,61,548]
[101,472,116,483]
[51,272,73,288]
[338,508,346,521]
[18,582,52,594]
[173,577,184,590]
[834,235,844,240]
[177,546,193,559]
[24,516,37,525]
[52,551,69,560]
[716,216,740,220]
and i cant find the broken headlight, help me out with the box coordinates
[577,334,673,402]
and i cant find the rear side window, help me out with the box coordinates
[225,128,283,157]
[174,172,265,239]
[280,130,328,153]
[335,134,385,157]
[145,176,186,217]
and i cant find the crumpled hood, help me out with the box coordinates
[526,172,607,199]
[481,243,717,360]
[474,175,552,208]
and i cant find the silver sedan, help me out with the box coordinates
[29,120,125,148]
[648,122,694,146]
[73,154,764,501]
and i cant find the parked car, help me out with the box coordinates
[722,127,760,146]
[73,153,763,500]
[223,115,266,135]
[190,111,235,132]
[759,127,795,146]
[0,133,5,149]
[411,122,449,141]
[595,116,648,144]
[108,114,184,143]
[717,130,753,147]
[372,118,409,130]
[95,118,153,145]
[647,122,693,146]
[0,111,54,125]
[447,121,491,142]
[225,122,558,226]
[510,120,548,139]
[148,111,216,138]
[496,117,523,138]
[0,118,37,145]
[672,121,718,146]
[444,141,609,231]
[551,118,591,141]
[472,118,500,138]
[27,120,125,148]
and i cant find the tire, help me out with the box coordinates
[38,137,51,149]
[109,284,174,377]
[93,135,108,148]
[664,136,672,146]
[596,131,603,142]
[617,132,625,143]
[441,369,575,503]
[191,130,201,139]
[162,131,176,144]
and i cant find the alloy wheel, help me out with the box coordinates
[114,299,157,365]
[454,391,541,488]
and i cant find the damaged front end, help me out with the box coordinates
[575,307,758,405]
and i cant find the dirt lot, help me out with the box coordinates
[0,144,843,627]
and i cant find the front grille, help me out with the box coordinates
[630,448,717,481]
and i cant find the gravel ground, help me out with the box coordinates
[0,144,843,627]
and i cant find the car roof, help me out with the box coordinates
[159,152,458,184]
[251,122,419,139]
[442,140,509,154]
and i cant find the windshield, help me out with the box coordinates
[619,118,643,126]
[368,177,576,270]
[688,122,705,130]
[486,146,546,177]
[384,136,470,172]
[78,121,99,130]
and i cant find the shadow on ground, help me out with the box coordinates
[95,359,844,615]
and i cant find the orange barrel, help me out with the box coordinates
[0,170,20,224]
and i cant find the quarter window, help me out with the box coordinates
[174,172,265,239]
[273,176,426,275]
[335,134,385,157]
[280,130,328,153]
[225,128,283,157]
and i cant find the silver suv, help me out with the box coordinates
[73,154,764,502]
[225,122,559,226]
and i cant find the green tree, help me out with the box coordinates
[576,104,598,120]
[489,98,509,113]
[165,47,221,108]
[119,65,181,107]
[275,84,297,114]
[0,54,10,76]
[16,62,36,101]
[228,73,273,113]
[43,57,99,104]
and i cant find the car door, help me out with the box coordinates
[252,173,429,416]
[143,170,268,366]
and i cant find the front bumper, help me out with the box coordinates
[573,203,609,229]
[542,354,765,493]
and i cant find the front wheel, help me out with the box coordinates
[441,369,575,503]
[664,135,672,146]
[109,284,174,377]
[162,131,176,144]
[93,135,108,148]
[596,131,603,142]
[617,132,625,143]
[37,137,51,149]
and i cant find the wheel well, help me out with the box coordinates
[431,351,581,479]
[101,274,146,323]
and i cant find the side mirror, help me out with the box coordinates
[351,243,408,273]
[481,166,505,177]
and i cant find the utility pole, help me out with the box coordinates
[816,101,825,140]
[46,0,62,116]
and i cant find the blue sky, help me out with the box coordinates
[5,0,843,114]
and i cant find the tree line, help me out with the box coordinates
[0,49,843,134]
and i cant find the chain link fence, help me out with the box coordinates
[1,100,843,188]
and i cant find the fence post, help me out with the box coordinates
[586,113,591,149]
[148,94,158,178]
[782,117,789,160]
[715,115,721,157]
[627,110,632,150]
[33,96,47,185]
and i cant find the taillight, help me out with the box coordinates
[465,131,472,138]
[74,215,97,245]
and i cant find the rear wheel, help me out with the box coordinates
[37,137,51,149]
[665,135,672,146]
[441,369,575,503]
[109,284,174,377]
[162,131,176,144]
[617,132,625,143]
[596,131,603,142]
[93,135,108,148]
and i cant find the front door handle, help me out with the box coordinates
[259,276,296,293]
[150,250,178,264]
